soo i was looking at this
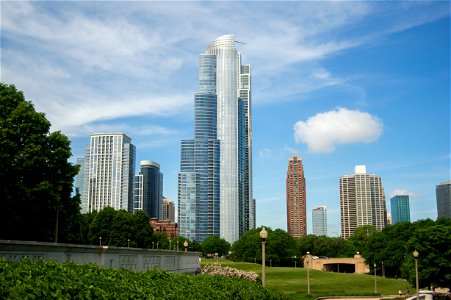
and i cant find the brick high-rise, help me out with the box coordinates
[286,153,307,237]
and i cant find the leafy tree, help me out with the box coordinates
[348,225,378,256]
[231,227,297,266]
[230,228,263,263]
[131,210,153,248]
[402,224,451,290]
[84,207,153,247]
[365,222,415,278]
[0,83,79,242]
[201,236,231,257]
[296,235,356,261]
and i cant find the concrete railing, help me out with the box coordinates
[0,240,201,274]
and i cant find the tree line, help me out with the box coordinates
[1,83,449,291]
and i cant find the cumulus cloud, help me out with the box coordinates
[293,107,383,153]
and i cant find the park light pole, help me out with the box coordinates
[259,227,268,287]
[306,252,311,294]
[177,240,179,251]
[99,236,102,247]
[128,239,130,248]
[373,262,377,293]
[184,240,188,252]
[413,250,419,300]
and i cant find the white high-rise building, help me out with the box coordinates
[312,206,327,236]
[82,133,136,213]
[340,165,387,238]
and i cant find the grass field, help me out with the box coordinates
[202,259,414,300]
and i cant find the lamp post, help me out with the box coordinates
[413,250,419,300]
[152,241,154,249]
[259,227,268,287]
[99,236,102,247]
[169,240,172,250]
[177,240,179,251]
[184,240,188,252]
[128,239,130,248]
[373,262,377,293]
[306,251,311,294]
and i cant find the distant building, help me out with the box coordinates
[436,181,451,218]
[82,133,136,213]
[312,206,327,236]
[286,153,307,237]
[340,165,387,238]
[74,157,85,196]
[390,195,410,224]
[134,160,163,220]
[163,197,175,222]
[150,218,178,240]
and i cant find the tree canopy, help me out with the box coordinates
[230,227,297,266]
[0,83,79,242]
[201,236,231,257]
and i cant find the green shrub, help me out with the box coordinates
[0,257,284,299]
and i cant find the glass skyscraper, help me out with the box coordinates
[312,206,327,236]
[390,195,410,224]
[82,133,136,213]
[134,160,163,219]
[436,181,451,218]
[178,35,253,243]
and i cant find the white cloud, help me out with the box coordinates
[293,107,383,153]
[390,189,419,199]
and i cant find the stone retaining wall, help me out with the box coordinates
[0,240,201,274]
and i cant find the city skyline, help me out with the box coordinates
[2,1,449,236]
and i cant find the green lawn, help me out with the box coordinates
[202,260,413,300]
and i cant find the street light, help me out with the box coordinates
[184,240,188,252]
[307,252,311,294]
[177,240,179,251]
[259,227,268,287]
[374,262,377,293]
[128,239,130,248]
[413,250,419,300]
[99,236,102,247]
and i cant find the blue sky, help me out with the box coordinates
[2,1,450,236]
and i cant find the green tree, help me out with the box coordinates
[402,223,451,290]
[230,227,297,266]
[201,236,231,257]
[348,225,378,256]
[131,210,153,248]
[296,235,356,261]
[0,83,79,242]
[85,207,153,248]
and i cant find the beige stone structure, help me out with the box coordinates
[304,252,370,274]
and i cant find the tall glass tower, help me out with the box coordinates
[134,160,163,219]
[436,181,451,218]
[312,206,327,236]
[178,35,253,243]
[390,195,410,224]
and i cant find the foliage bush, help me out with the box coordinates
[0,258,284,299]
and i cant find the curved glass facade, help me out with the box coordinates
[178,35,253,243]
